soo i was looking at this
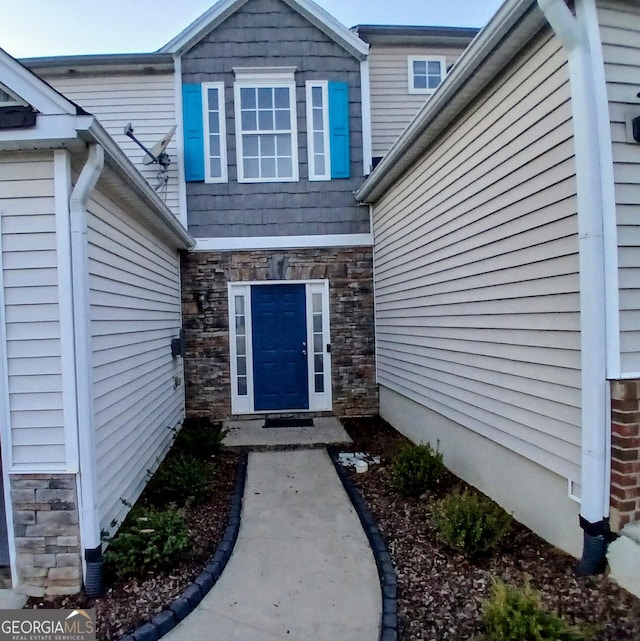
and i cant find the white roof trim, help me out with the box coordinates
[0,47,77,115]
[0,47,194,251]
[160,0,368,60]
[356,0,545,203]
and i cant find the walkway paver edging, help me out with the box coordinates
[119,449,249,641]
[327,445,398,641]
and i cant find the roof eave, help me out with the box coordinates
[80,120,195,251]
[356,0,546,203]
[21,53,174,75]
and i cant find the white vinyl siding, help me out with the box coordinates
[0,153,66,468]
[42,73,180,215]
[368,45,468,158]
[373,32,582,481]
[598,1,640,374]
[86,187,184,534]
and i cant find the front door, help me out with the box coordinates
[251,284,309,411]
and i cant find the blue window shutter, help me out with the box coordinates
[182,84,204,182]
[328,82,350,179]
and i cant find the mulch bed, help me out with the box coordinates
[23,416,640,640]
[25,451,239,641]
[340,416,640,641]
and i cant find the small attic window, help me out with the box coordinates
[0,85,36,129]
[0,84,28,108]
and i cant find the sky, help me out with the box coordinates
[0,0,505,59]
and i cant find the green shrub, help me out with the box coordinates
[389,442,445,497]
[104,506,191,579]
[433,488,512,557]
[173,417,227,459]
[145,452,215,507]
[482,579,588,641]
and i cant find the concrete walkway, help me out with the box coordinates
[164,449,381,641]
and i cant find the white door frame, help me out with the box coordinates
[228,280,332,414]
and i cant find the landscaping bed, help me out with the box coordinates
[341,416,640,641]
[26,422,239,641]
[24,416,640,640]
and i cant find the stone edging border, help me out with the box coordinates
[120,448,249,641]
[326,445,398,641]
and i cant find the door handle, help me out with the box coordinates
[302,341,307,357]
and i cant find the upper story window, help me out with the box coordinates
[181,71,351,184]
[202,82,228,183]
[408,56,447,95]
[233,67,298,183]
[306,81,330,181]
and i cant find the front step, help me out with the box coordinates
[223,416,352,449]
[607,521,640,597]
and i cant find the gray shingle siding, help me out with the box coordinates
[182,0,368,239]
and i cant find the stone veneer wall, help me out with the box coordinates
[10,474,82,596]
[610,380,640,531]
[181,247,378,418]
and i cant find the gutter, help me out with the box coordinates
[69,143,105,591]
[537,0,610,574]
[79,118,195,251]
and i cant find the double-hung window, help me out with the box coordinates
[408,56,447,94]
[233,67,298,183]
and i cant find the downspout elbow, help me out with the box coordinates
[70,144,104,215]
[537,0,584,51]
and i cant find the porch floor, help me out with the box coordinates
[222,416,352,449]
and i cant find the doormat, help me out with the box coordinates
[264,418,314,429]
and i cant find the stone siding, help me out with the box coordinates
[181,247,378,418]
[10,474,82,596]
[610,380,640,531]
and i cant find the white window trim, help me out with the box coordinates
[233,67,299,184]
[306,281,331,409]
[201,82,228,184]
[0,83,27,108]
[305,80,330,181]
[228,285,254,415]
[407,55,447,95]
[228,280,332,415]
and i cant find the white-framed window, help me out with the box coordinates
[233,67,299,183]
[0,84,26,107]
[407,56,447,94]
[202,82,228,183]
[305,81,330,181]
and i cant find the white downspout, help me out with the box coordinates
[69,144,104,578]
[537,0,610,571]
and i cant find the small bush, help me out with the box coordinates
[482,579,588,641]
[433,488,512,557]
[104,506,191,579]
[145,452,215,507]
[173,417,227,459]
[390,442,445,497]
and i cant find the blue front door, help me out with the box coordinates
[251,284,309,411]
